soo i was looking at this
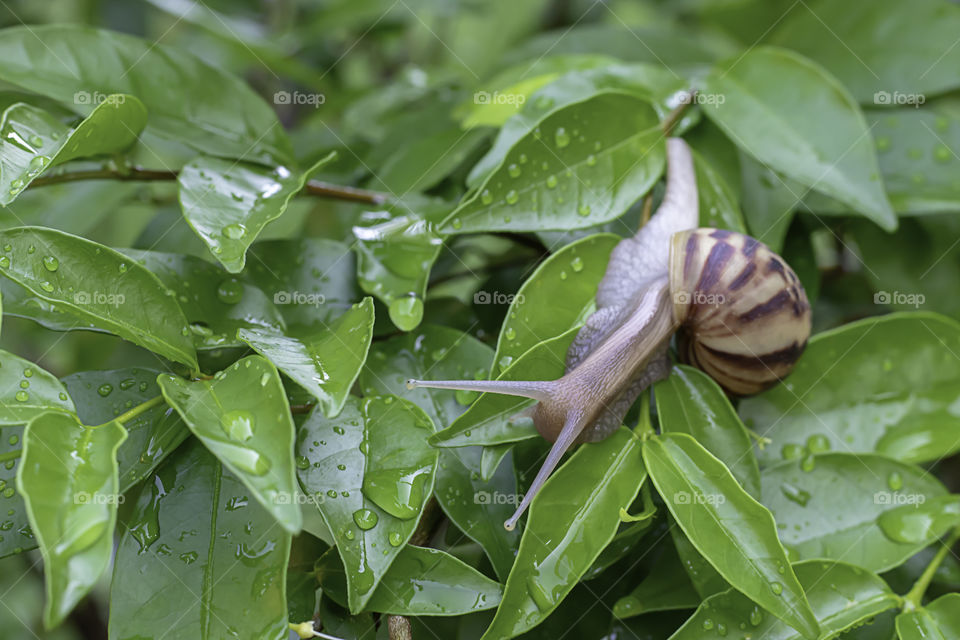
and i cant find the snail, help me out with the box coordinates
[408,138,811,530]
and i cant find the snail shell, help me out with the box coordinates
[670,228,811,396]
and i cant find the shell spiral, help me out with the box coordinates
[669,228,811,396]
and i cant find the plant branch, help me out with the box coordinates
[28,167,390,205]
[904,527,960,610]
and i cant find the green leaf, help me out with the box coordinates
[760,453,948,572]
[491,233,619,374]
[296,396,437,613]
[671,560,899,640]
[352,200,447,332]
[481,428,646,639]
[740,313,960,466]
[613,542,700,618]
[109,440,291,640]
[877,495,960,544]
[157,356,302,533]
[16,412,126,628]
[0,425,33,558]
[739,152,804,252]
[178,153,333,273]
[370,126,489,194]
[771,0,960,104]
[122,248,286,350]
[444,92,666,233]
[0,227,198,368]
[238,298,374,418]
[0,96,146,204]
[430,327,579,448]
[896,593,960,639]
[245,238,359,329]
[0,350,73,425]
[655,365,761,497]
[703,47,895,230]
[316,545,502,616]
[692,151,747,232]
[61,367,188,491]
[359,325,520,580]
[643,432,818,639]
[467,63,685,185]
[670,524,729,599]
[0,25,291,164]
[865,108,960,214]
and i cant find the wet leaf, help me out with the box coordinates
[238,298,374,418]
[896,593,960,639]
[17,412,126,628]
[109,441,291,640]
[0,227,198,368]
[704,47,895,230]
[296,396,437,613]
[157,356,302,533]
[740,313,960,466]
[0,350,74,425]
[643,432,818,639]
[444,92,666,233]
[760,453,948,572]
[178,153,334,273]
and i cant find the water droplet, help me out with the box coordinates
[216,278,244,305]
[770,581,783,595]
[388,531,403,547]
[26,245,35,254]
[702,618,715,631]
[388,296,424,332]
[95,383,112,397]
[806,434,830,453]
[800,455,816,472]
[781,443,804,460]
[570,257,584,272]
[554,127,570,148]
[577,204,591,217]
[42,255,58,272]
[362,466,432,519]
[38,281,54,293]
[505,189,519,205]
[352,508,379,530]
[22,369,32,378]
[508,164,521,178]
[875,136,891,152]
[780,483,811,507]
[220,410,255,442]
[0,256,9,268]
[750,607,763,626]
[586,154,597,166]
[8,435,18,446]
[14,391,27,402]
[887,471,903,491]
[223,223,246,239]
[451,218,463,230]
[480,189,493,205]
[546,175,558,189]
[505,327,517,340]
[935,146,952,162]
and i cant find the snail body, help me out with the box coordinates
[408,138,810,529]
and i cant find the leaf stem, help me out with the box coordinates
[27,167,391,205]
[636,391,655,439]
[903,526,960,610]
[113,395,166,425]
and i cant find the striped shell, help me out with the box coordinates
[668,228,811,396]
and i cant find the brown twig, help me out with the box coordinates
[27,167,390,205]
[661,90,697,137]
